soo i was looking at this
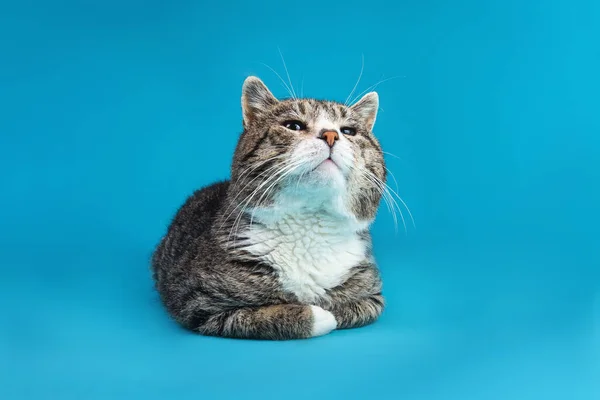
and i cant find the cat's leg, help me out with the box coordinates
[322,263,385,330]
[326,294,384,329]
[196,304,337,340]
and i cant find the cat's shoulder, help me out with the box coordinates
[180,180,229,209]
[171,180,230,226]
[189,180,230,201]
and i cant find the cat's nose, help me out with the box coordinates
[320,130,339,147]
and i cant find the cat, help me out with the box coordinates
[151,76,387,340]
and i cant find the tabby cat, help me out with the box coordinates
[151,76,387,339]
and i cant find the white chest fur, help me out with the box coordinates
[242,211,367,303]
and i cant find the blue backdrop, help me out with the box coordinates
[1,1,599,399]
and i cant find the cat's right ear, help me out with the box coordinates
[242,76,278,127]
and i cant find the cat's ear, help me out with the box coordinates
[242,76,278,126]
[350,92,379,131]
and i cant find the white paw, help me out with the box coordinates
[310,305,337,337]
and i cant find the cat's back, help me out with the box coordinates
[152,180,229,270]
[171,180,229,235]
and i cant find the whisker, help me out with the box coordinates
[381,181,415,229]
[248,161,303,227]
[382,151,403,161]
[367,170,415,231]
[365,176,396,230]
[260,62,294,98]
[226,169,286,247]
[360,170,399,233]
[355,166,406,234]
[234,156,281,185]
[344,54,365,106]
[277,47,297,99]
[225,149,316,232]
[384,166,400,194]
[219,160,289,233]
[227,160,305,247]
[349,75,403,105]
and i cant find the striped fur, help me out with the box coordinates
[152,77,386,340]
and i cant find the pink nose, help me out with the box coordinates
[320,130,339,147]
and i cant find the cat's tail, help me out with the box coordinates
[190,304,337,340]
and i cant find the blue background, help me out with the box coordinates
[1,0,599,399]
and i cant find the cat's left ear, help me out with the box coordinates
[351,92,379,131]
[242,76,278,126]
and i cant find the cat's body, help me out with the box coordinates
[152,77,386,339]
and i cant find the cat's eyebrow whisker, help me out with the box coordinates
[260,62,295,99]
[349,75,403,105]
[277,47,297,99]
[344,53,365,106]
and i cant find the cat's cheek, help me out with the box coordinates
[331,140,355,173]
[290,139,329,170]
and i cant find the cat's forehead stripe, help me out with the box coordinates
[276,99,349,121]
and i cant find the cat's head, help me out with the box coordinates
[230,76,386,223]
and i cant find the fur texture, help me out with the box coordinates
[152,77,386,340]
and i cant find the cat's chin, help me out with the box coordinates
[304,160,346,188]
[317,158,340,171]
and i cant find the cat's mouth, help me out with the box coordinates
[324,157,337,165]
[305,150,346,178]
[312,157,341,174]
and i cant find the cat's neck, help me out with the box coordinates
[247,185,369,233]
[238,185,370,302]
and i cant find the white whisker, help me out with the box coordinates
[249,161,303,227]
[277,47,297,99]
[219,160,289,233]
[226,168,285,248]
[367,170,415,231]
[366,176,397,231]
[382,151,403,161]
[349,75,403,105]
[260,62,294,98]
[228,159,305,248]
[344,54,364,106]
[385,166,400,193]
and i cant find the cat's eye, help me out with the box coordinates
[341,127,357,136]
[282,120,307,131]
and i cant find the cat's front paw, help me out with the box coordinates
[309,305,337,337]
